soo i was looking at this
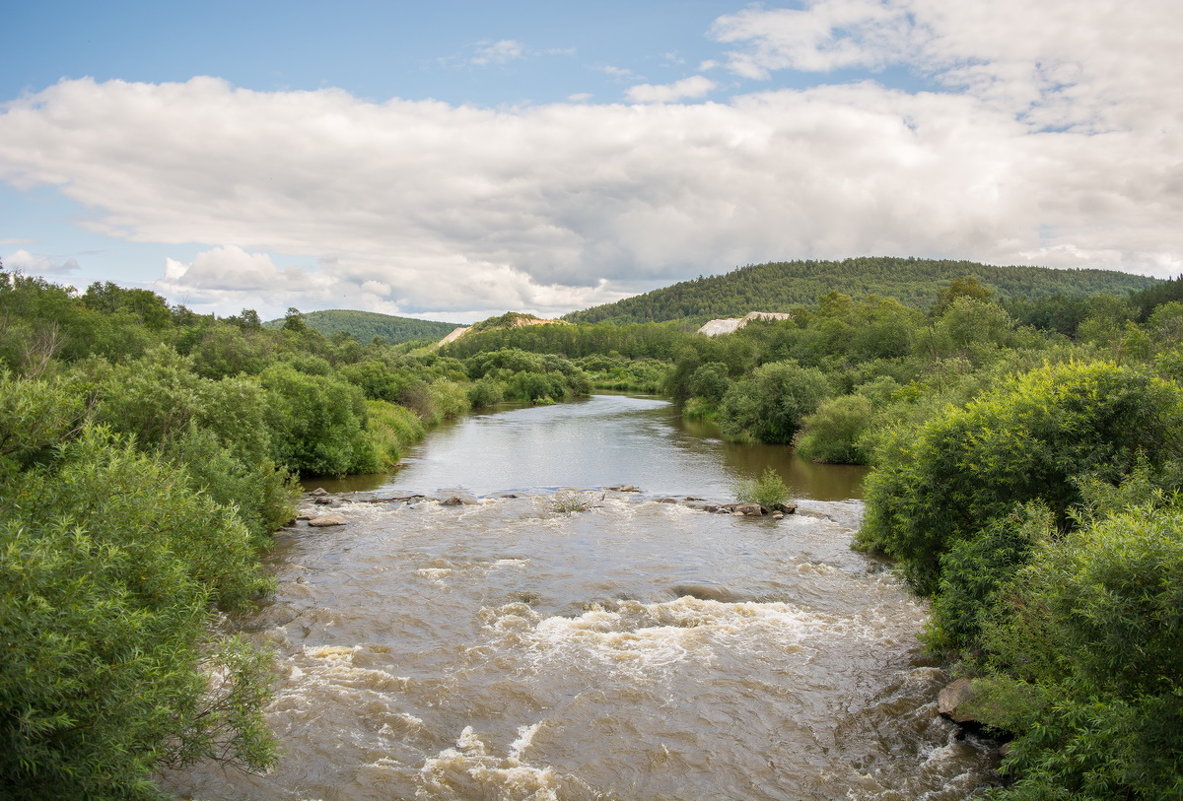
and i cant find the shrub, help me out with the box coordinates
[259,363,379,476]
[689,362,730,403]
[468,377,504,408]
[796,394,875,464]
[718,360,832,443]
[365,399,426,468]
[736,467,790,509]
[857,361,1183,595]
[973,503,1183,800]
[0,427,276,799]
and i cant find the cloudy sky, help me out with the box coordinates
[2,1,1181,323]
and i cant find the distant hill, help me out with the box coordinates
[264,309,461,344]
[563,257,1162,325]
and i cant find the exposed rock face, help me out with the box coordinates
[697,311,792,337]
[437,326,470,347]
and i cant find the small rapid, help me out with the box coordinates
[163,398,997,800]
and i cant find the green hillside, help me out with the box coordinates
[264,309,461,344]
[564,257,1161,325]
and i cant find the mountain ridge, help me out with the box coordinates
[563,257,1161,325]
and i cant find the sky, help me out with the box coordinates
[1,1,1181,324]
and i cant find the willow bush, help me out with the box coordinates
[857,361,1183,595]
[0,427,276,800]
[974,503,1183,800]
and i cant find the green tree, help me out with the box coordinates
[718,360,832,443]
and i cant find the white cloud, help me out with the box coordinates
[4,248,80,276]
[154,245,636,322]
[0,0,1181,324]
[470,39,525,66]
[598,65,637,80]
[626,75,717,103]
[711,0,1183,131]
[712,1,916,77]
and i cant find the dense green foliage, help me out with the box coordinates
[719,361,832,443]
[564,257,1159,325]
[262,308,460,344]
[857,362,1183,595]
[974,502,1183,800]
[0,413,277,799]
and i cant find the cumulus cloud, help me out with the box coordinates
[626,75,717,103]
[0,2,1180,319]
[4,248,81,276]
[154,245,635,322]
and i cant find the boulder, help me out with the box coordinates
[771,502,798,514]
[937,679,979,724]
[732,503,767,516]
[307,514,347,527]
[313,495,335,505]
[607,484,642,493]
[309,487,330,497]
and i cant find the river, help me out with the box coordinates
[163,395,996,800]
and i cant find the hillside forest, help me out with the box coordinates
[3,257,1183,800]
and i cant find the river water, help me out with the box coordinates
[164,395,996,800]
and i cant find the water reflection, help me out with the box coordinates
[305,395,867,501]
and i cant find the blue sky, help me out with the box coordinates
[2,1,1181,322]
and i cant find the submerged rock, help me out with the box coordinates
[307,514,347,527]
[440,492,479,506]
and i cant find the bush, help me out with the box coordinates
[796,394,875,464]
[923,502,1049,654]
[857,361,1183,595]
[973,503,1183,800]
[689,362,730,403]
[736,467,790,509]
[259,364,379,476]
[468,377,504,408]
[0,427,276,799]
[718,360,832,443]
[365,400,426,468]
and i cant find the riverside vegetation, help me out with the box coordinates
[4,258,1183,799]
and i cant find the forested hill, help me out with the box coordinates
[263,309,460,343]
[564,257,1161,325]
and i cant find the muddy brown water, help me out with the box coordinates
[163,395,996,800]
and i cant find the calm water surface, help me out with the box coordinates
[164,396,996,800]
[311,395,868,500]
